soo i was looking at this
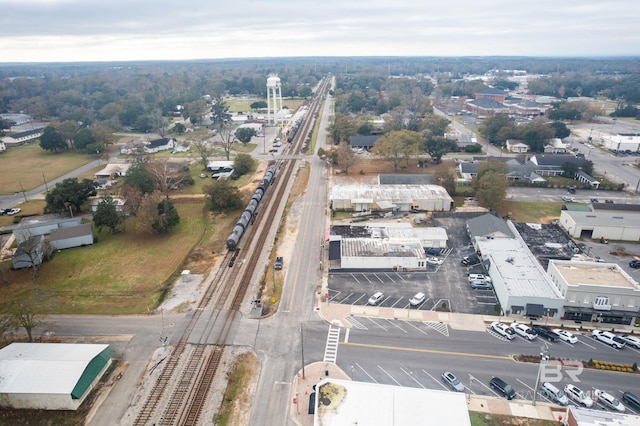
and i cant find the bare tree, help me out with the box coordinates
[192,138,213,170]
[136,191,162,234]
[8,292,52,342]
[147,159,191,199]
[13,234,50,288]
[337,142,358,174]
[216,125,237,161]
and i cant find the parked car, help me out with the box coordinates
[541,382,568,406]
[468,273,491,283]
[490,377,516,400]
[617,334,640,349]
[565,384,593,407]
[552,329,578,344]
[461,254,480,266]
[0,208,9,215]
[591,198,599,203]
[568,186,576,194]
[491,322,515,340]
[426,257,443,265]
[629,260,640,269]
[367,292,384,306]
[594,389,625,412]
[622,391,640,411]
[425,247,441,256]
[441,371,465,392]
[605,199,615,204]
[470,280,493,290]
[532,325,560,342]
[409,292,426,306]
[561,196,576,202]
[274,256,283,270]
[273,141,282,147]
[6,208,21,215]
[592,330,625,349]
[510,322,537,340]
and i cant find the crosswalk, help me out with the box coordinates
[323,325,341,363]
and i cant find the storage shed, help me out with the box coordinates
[0,343,114,410]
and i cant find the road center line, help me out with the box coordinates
[340,341,512,360]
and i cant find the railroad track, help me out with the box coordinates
[132,77,330,425]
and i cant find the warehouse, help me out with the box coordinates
[0,343,114,410]
[330,184,453,213]
[559,203,640,241]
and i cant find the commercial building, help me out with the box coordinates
[559,203,640,241]
[0,343,114,410]
[330,184,453,213]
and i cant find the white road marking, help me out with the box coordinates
[400,367,425,388]
[383,318,408,333]
[576,338,597,350]
[372,273,385,283]
[347,316,368,330]
[378,365,401,386]
[344,328,350,343]
[365,317,388,331]
[355,362,377,383]
[323,325,340,363]
[351,294,366,305]
[350,273,361,283]
[423,321,449,337]
[422,370,450,391]
[401,320,430,336]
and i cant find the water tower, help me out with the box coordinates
[266,74,282,126]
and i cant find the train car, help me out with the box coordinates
[226,165,277,251]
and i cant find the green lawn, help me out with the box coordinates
[499,201,563,223]
[0,200,210,314]
[0,144,95,194]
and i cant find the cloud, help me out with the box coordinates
[0,0,638,62]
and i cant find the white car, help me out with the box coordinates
[510,322,537,340]
[426,257,443,265]
[491,322,515,340]
[367,292,384,306]
[273,141,282,147]
[552,329,578,344]
[468,273,491,283]
[565,384,593,408]
[7,208,21,215]
[595,389,625,412]
[441,371,465,392]
[617,334,640,349]
[409,292,426,306]
[592,330,625,349]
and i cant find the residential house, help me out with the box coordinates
[49,223,94,250]
[94,163,131,180]
[88,197,127,213]
[144,138,176,154]
[348,135,381,151]
[543,138,568,154]
[505,139,529,153]
[12,235,45,269]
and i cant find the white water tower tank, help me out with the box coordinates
[266,75,283,126]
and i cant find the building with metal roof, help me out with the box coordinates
[330,184,453,213]
[559,206,640,241]
[475,221,564,317]
[0,343,114,410]
[548,260,640,325]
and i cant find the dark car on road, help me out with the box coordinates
[532,325,560,342]
[461,254,480,266]
[630,260,640,269]
[490,377,516,400]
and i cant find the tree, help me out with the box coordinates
[44,178,97,214]
[419,114,450,136]
[182,99,209,124]
[423,136,458,164]
[549,121,571,139]
[473,160,509,211]
[173,122,186,134]
[328,114,358,145]
[210,97,235,160]
[152,199,180,233]
[120,185,143,217]
[250,100,268,110]
[235,127,257,144]
[203,179,243,212]
[147,159,192,198]
[123,162,156,195]
[233,153,255,176]
[39,125,67,153]
[74,127,96,150]
[55,120,80,149]
[434,164,457,196]
[337,142,357,174]
[93,196,123,234]
[373,130,421,171]
[217,126,237,161]
[192,139,213,170]
[136,192,162,233]
[480,114,514,145]
[521,119,556,152]
[8,293,51,342]
[92,125,116,151]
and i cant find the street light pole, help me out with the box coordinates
[533,352,549,406]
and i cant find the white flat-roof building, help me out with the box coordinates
[476,222,564,317]
[559,208,640,241]
[313,378,471,426]
[331,184,453,212]
[548,260,640,325]
[0,343,114,410]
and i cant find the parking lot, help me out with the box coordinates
[327,217,499,315]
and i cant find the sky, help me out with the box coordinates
[0,0,639,63]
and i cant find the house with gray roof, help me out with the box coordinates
[349,135,381,150]
[1,128,43,146]
[466,213,514,241]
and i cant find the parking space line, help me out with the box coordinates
[351,294,366,305]
[350,273,361,284]
[328,291,342,302]
[401,320,430,336]
[400,367,426,388]
[378,365,401,386]
[383,319,408,333]
[336,292,352,303]
[393,272,407,282]
[470,375,501,397]
[355,362,378,384]
[344,328,350,343]
[576,338,597,350]
[365,317,388,331]
[389,298,404,308]
[589,337,622,352]
[383,273,397,283]
[421,370,450,391]
[372,273,384,283]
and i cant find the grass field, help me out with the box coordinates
[227,97,306,113]
[499,201,563,223]
[0,199,210,314]
[0,144,95,195]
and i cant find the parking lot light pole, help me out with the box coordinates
[533,352,549,406]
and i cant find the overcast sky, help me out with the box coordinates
[0,0,638,63]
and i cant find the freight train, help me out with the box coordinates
[226,165,277,251]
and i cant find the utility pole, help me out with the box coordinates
[18,181,27,202]
[41,170,49,192]
[300,324,306,379]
